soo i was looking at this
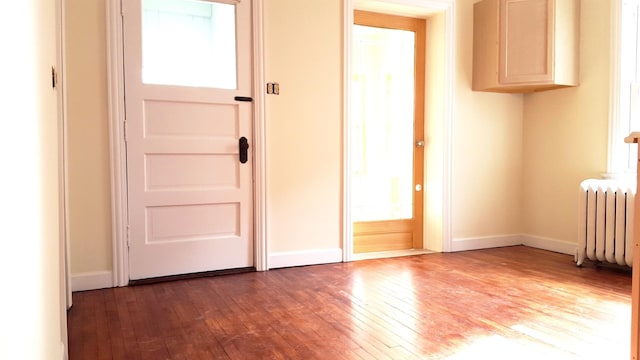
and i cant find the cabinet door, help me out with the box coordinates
[499,0,553,84]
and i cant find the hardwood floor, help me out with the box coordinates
[67,246,632,359]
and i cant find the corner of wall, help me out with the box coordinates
[521,234,576,256]
[450,234,575,256]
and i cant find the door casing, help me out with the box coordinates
[106,0,268,286]
[342,0,455,261]
[352,10,426,253]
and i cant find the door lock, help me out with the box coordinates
[239,137,249,164]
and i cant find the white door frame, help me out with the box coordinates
[58,0,72,309]
[106,0,268,287]
[342,0,454,261]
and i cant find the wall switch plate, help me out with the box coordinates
[266,82,280,95]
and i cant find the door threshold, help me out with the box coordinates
[129,267,256,286]
[352,249,434,261]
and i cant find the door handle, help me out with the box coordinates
[239,137,249,164]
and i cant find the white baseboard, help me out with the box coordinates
[60,341,68,360]
[450,233,576,256]
[67,238,574,290]
[268,248,343,269]
[451,234,523,252]
[521,234,576,255]
[71,271,113,292]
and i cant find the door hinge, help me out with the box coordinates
[126,224,130,248]
[51,66,57,89]
[123,120,128,141]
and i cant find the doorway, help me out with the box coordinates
[351,11,426,254]
[122,0,255,280]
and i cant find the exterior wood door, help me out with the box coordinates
[352,11,425,253]
[122,0,254,280]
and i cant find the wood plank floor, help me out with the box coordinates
[67,246,632,359]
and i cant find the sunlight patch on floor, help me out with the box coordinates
[444,299,630,360]
[445,334,575,360]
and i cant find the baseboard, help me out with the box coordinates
[451,235,523,252]
[450,233,576,256]
[71,271,113,292]
[268,248,343,269]
[60,341,68,360]
[67,239,574,288]
[521,234,576,255]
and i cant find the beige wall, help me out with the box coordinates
[425,12,446,251]
[264,0,343,253]
[452,0,524,240]
[66,0,113,274]
[1,0,67,358]
[65,0,612,279]
[451,0,611,247]
[522,0,611,243]
[65,0,345,275]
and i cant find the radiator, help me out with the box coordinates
[576,179,636,267]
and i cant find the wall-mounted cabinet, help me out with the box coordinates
[472,0,579,93]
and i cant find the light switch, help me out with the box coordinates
[266,82,280,95]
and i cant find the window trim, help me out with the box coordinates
[608,0,639,177]
[608,0,622,175]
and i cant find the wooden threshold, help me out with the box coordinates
[128,267,255,286]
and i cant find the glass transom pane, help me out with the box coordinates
[351,25,415,222]
[142,0,237,89]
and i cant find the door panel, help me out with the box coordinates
[352,11,425,254]
[143,100,238,138]
[146,203,240,243]
[353,219,413,253]
[144,154,239,190]
[123,0,254,280]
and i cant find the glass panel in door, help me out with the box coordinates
[141,0,237,89]
[352,24,415,222]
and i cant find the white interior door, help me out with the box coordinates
[123,0,254,280]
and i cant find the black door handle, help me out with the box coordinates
[239,137,249,164]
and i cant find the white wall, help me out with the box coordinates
[425,11,447,251]
[0,0,68,358]
[64,0,529,282]
[65,0,113,279]
[66,0,609,286]
[264,0,344,266]
[522,0,611,245]
[451,0,525,249]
